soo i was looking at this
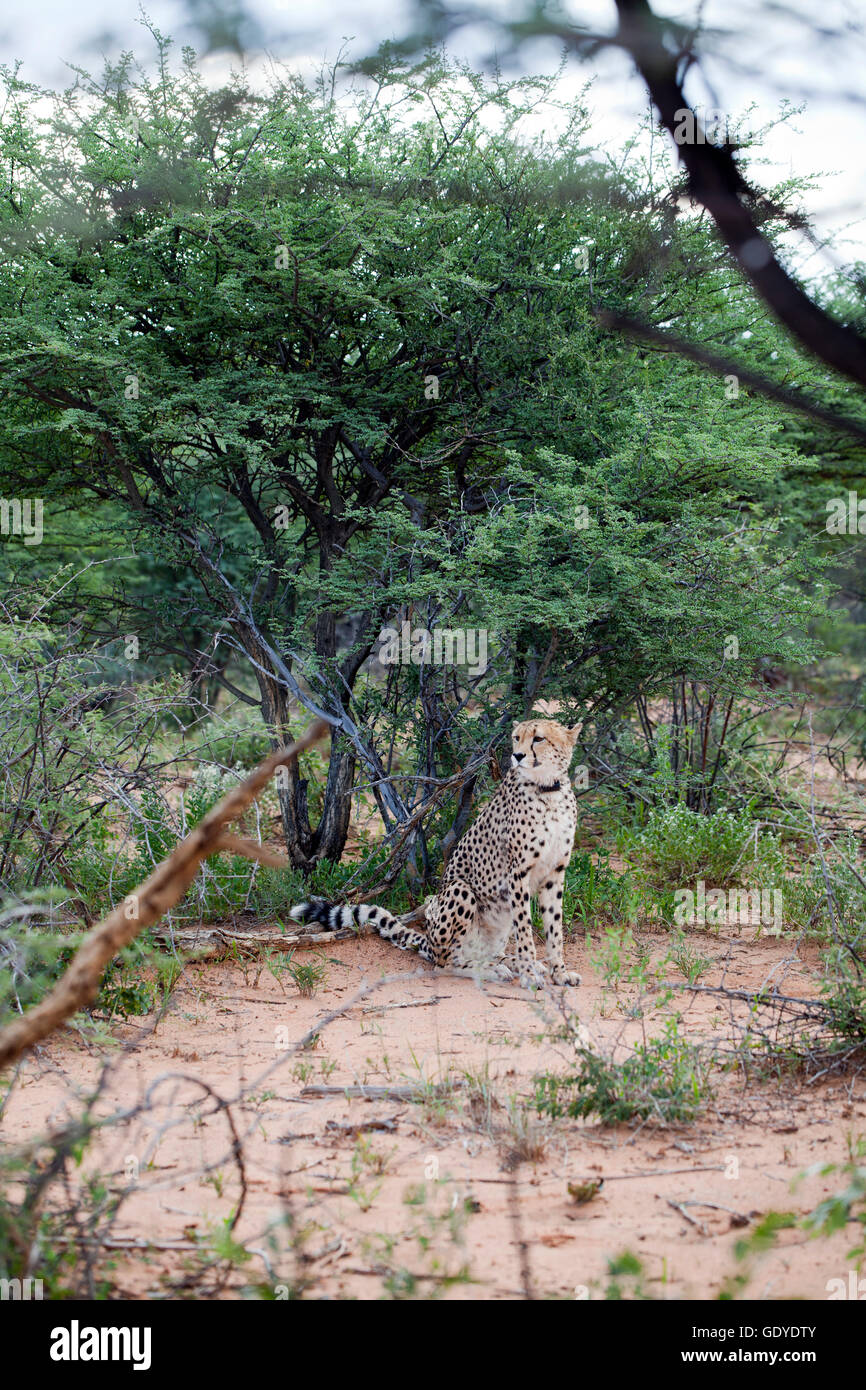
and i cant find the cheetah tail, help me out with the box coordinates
[289,897,402,938]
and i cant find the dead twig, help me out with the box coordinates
[356,996,443,1014]
[667,1198,708,1235]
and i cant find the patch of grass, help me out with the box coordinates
[499,1099,548,1169]
[784,839,866,943]
[587,925,656,994]
[562,851,639,933]
[461,1063,502,1132]
[285,952,328,998]
[668,934,714,985]
[604,1251,650,1300]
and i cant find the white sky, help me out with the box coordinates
[3,0,864,266]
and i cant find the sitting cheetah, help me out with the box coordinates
[291,718,582,989]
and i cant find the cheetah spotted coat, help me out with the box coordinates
[291,718,582,989]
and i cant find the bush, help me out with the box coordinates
[191,713,271,769]
[0,892,78,1025]
[533,1017,710,1124]
[784,838,866,942]
[619,804,785,890]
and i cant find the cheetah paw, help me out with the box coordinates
[517,961,548,990]
[550,967,581,988]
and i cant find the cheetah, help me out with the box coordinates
[291,718,582,990]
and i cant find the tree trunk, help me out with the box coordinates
[310,731,356,861]
[237,626,315,869]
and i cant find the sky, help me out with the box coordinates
[2,0,864,267]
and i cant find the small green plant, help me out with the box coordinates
[533,1017,710,1124]
[358,1178,475,1299]
[802,1138,866,1267]
[604,1251,649,1300]
[668,934,713,985]
[97,960,156,1019]
[285,952,328,998]
[347,1137,389,1212]
[204,1170,226,1198]
[719,1209,798,1297]
[785,839,866,944]
[587,926,658,997]
[562,852,638,933]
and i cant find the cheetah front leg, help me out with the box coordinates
[503,882,548,989]
[538,865,581,987]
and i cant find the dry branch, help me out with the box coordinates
[300,1081,462,1101]
[611,0,866,390]
[0,720,329,1071]
[150,921,361,958]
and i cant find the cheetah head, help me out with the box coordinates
[510,718,582,786]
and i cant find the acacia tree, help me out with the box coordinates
[0,34,826,872]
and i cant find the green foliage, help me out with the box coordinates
[0,893,79,1024]
[668,933,713,984]
[604,1251,649,1301]
[95,941,182,1019]
[561,851,638,932]
[192,713,270,768]
[96,957,156,1019]
[533,1017,710,1124]
[733,1210,798,1264]
[784,838,866,941]
[587,926,654,994]
[284,951,328,998]
[0,1110,118,1299]
[819,943,866,1056]
[0,592,188,899]
[0,37,830,868]
[619,803,786,889]
[803,1140,866,1266]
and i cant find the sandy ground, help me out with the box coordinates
[3,924,863,1301]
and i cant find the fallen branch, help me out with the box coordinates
[54,1236,201,1253]
[356,996,443,1014]
[660,981,828,1013]
[151,921,361,958]
[324,1114,403,1135]
[680,1199,750,1227]
[0,720,329,1071]
[300,1081,461,1101]
[599,1166,726,1180]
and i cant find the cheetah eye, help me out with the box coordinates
[532,735,544,744]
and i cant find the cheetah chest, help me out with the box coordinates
[510,789,576,888]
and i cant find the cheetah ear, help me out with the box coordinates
[566,722,583,745]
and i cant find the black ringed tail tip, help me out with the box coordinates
[288,900,401,938]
